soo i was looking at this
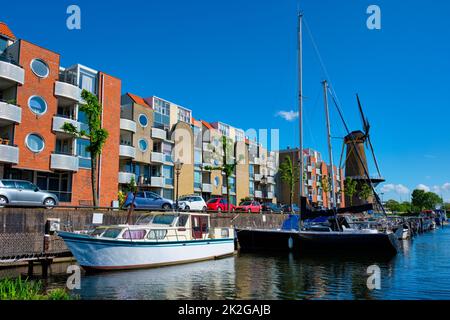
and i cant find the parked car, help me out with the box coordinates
[262,203,284,214]
[206,198,235,212]
[123,191,173,210]
[0,179,59,208]
[235,200,262,213]
[177,195,207,212]
[282,204,300,213]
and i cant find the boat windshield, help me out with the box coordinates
[102,228,124,239]
[152,214,177,225]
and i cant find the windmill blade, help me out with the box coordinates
[356,94,370,136]
[367,135,382,178]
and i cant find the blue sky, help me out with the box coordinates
[2,0,450,202]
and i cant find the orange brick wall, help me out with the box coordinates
[14,40,59,172]
[97,72,120,207]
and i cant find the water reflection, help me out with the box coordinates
[4,228,450,300]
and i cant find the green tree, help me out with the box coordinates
[358,183,373,203]
[344,177,357,206]
[62,90,109,207]
[411,189,443,212]
[205,136,242,213]
[279,156,300,210]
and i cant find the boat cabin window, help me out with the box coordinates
[90,228,107,237]
[152,214,176,225]
[102,228,123,239]
[177,214,189,227]
[136,214,155,225]
[122,229,147,240]
[147,229,167,240]
[191,215,209,239]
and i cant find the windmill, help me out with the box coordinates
[339,94,385,206]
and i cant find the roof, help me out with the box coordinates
[192,117,202,127]
[127,93,151,108]
[201,120,213,130]
[0,22,15,40]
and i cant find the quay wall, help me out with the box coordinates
[0,208,287,260]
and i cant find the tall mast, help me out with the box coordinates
[297,12,304,207]
[322,80,337,210]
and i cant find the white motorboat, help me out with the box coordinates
[57,212,235,271]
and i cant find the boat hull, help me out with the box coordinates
[58,231,235,271]
[236,229,300,252]
[236,229,399,256]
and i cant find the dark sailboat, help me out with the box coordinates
[236,12,399,257]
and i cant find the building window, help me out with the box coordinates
[28,96,47,116]
[26,134,45,153]
[163,165,174,185]
[177,108,191,124]
[138,139,148,152]
[163,189,174,200]
[235,130,244,142]
[30,59,49,78]
[218,123,230,137]
[79,69,97,94]
[153,98,170,129]
[138,114,148,128]
[214,176,220,187]
[77,139,91,168]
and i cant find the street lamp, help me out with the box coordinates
[261,175,267,201]
[175,159,184,211]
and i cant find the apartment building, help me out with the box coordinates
[118,94,278,205]
[276,148,345,209]
[0,22,120,206]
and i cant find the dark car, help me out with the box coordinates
[262,203,284,213]
[282,204,300,213]
[123,191,173,210]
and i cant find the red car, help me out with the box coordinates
[206,198,235,212]
[235,200,262,213]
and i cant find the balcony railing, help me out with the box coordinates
[0,58,24,86]
[254,190,262,198]
[0,143,19,164]
[151,128,167,140]
[53,115,80,134]
[0,100,21,123]
[119,144,136,159]
[120,118,137,133]
[118,172,136,184]
[151,152,164,164]
[50,152,79,172]
[202,183,213,193]
[55,81,82,102]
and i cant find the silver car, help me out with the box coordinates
[0,179,59,208]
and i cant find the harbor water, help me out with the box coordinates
[2,226,450,300]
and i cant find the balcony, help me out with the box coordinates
[202,183,213,193]
[250,157,260,165]
[52,116,80,135]
[267,176,275,184]
[50,153,79,172]
[118,172,136,184]
[119,145,136,159]
[254,174,262,182]
[151,152,164,164]
[151,177,165,188]
[0,101,21,123]
[151,128,167,140]
[255,190,262,198]
[0,143,19,164]
[120,118,137,133]
[308,180,313,186]
[267,192,274,199]
[0,59,24,88]
[307,165,313,172]
[54,81,82,103]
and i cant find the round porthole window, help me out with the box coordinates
[28,96,47,116]
[30,59,50,78]
[214,176,220,187]
[26,134,45,153]
[138,139,148,152]
[138,114,148,128]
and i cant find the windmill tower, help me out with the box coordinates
[342,95,385,206]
